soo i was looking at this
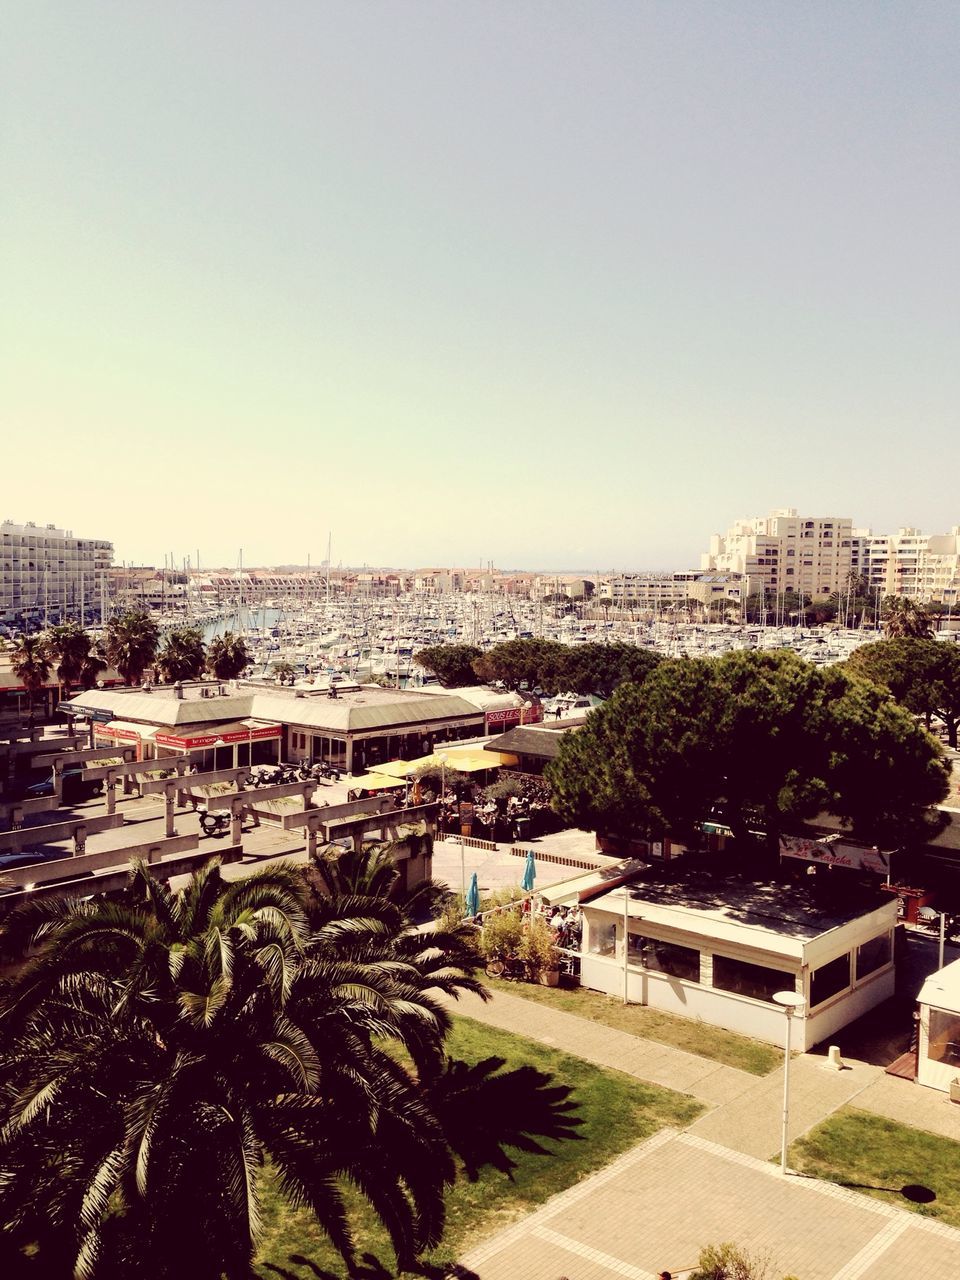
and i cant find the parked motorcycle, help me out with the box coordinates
[198,807,231,836]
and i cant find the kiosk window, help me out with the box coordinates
[628,934,700,982]
[928,1009,960,1066]
[810,953,851,1007]
[590,922,617,957]
[856,934,891,980]
[713,955,794,1004]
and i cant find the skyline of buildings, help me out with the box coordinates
[5,506,960,626]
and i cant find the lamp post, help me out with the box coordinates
[773,991,805,1174]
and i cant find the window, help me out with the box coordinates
[810,953,851,1007]
[928,1009,960,1065]
[856,934,891,980]
[628,934,700,982]
[590,922,617,957]
[712,955,795,1003]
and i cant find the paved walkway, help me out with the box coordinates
[460,1127,960,1280]
[450,985,960,1277]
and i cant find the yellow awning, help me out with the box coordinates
[368,759,417,778]
[348,772,406,791]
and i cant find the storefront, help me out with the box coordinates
[581,876,898,1051]
[152,721,282,770]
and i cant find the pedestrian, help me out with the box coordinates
[659,1272,672,1280]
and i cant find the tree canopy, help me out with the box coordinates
[845,637,960,748]
[547,649,950,858]
[156,626,206,682]
[105,610,160,685]
[469,637,661,699]
[0,858,579,1280]
[883,596,934,639]
[414,643,482,687]
[206,632,249,680]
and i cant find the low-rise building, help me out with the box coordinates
[62,680,486,775]
[579,872,897,1051]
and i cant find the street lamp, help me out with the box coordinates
[773,990,805,1174]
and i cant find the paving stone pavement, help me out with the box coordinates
[459,1128,960,1280]
[450,986,960,1278]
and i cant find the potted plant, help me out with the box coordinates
[519,915,561,986]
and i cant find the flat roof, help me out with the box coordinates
[919,957,960,1013]
[484,719,586,759]
[587,872,894,959]
[64,683,486,735]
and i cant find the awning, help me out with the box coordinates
[348,772,407,792]
[539,859,649,908]
[370,748,518,778]
[95,720,150,742]
[153,720,282,751]
[368,759,417,778]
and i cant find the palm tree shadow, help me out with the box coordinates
[285,1256,340,1280]
[285,1252,479,1280]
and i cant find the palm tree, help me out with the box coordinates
[207,632,249,680]
[105,610,160,685]
[0,859,577,1279]
[156,626,206,682]
[883,596,934,639]
[43,623,105,700]
[271,659,296,685]
[9,633,51,724]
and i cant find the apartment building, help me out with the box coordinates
[0,519,113,625]
[702,509,854,599]
[597,571,750,611]
[851,527,960,604]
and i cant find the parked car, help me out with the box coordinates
[25,768,104,802]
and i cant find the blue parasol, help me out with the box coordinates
[465,871,480,918]
[521,850,536,892]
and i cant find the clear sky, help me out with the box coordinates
[3,2,958,572]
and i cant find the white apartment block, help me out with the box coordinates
[702,509,854,599]
[851,527,960,604]
[1,519,113,624]
[597,571,750,610]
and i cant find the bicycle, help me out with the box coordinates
[485,956,526,982]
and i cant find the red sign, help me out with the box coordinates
[486,705,543,727]
[95,725,141,742]
[154,724,281,750]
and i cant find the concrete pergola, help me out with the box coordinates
[140,768,320,844]
[0,836,245,912]
[280,797,439,858]
[0,811,125,857]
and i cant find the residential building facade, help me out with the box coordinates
[0,519,113,625]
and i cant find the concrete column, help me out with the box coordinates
[306,821,318,859]
[164,783,176,838]
[303,782,316,810]
[147,844,161,864]
[11,805,23,831]
[173,758,192,807]
[74,824,87,856]
[230,801,243,846]
[105,771,117,815]
[53,758,64,804]
[344,738,354,776]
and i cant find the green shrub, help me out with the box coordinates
[479,910,524,962]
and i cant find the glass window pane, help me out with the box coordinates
[928,1009,960,1065]
[628,933,699,982]
[810,953,851,1007]
[856,934,892,980]
[713,955,795,1004]
[590,922,617,957]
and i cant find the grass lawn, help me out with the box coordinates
[791,1107,960,1228]
[254,1016,702,1279]
[482,975,780,1076]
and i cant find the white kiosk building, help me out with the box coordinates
[917,959,960,1094]
[581,876,898,1051]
